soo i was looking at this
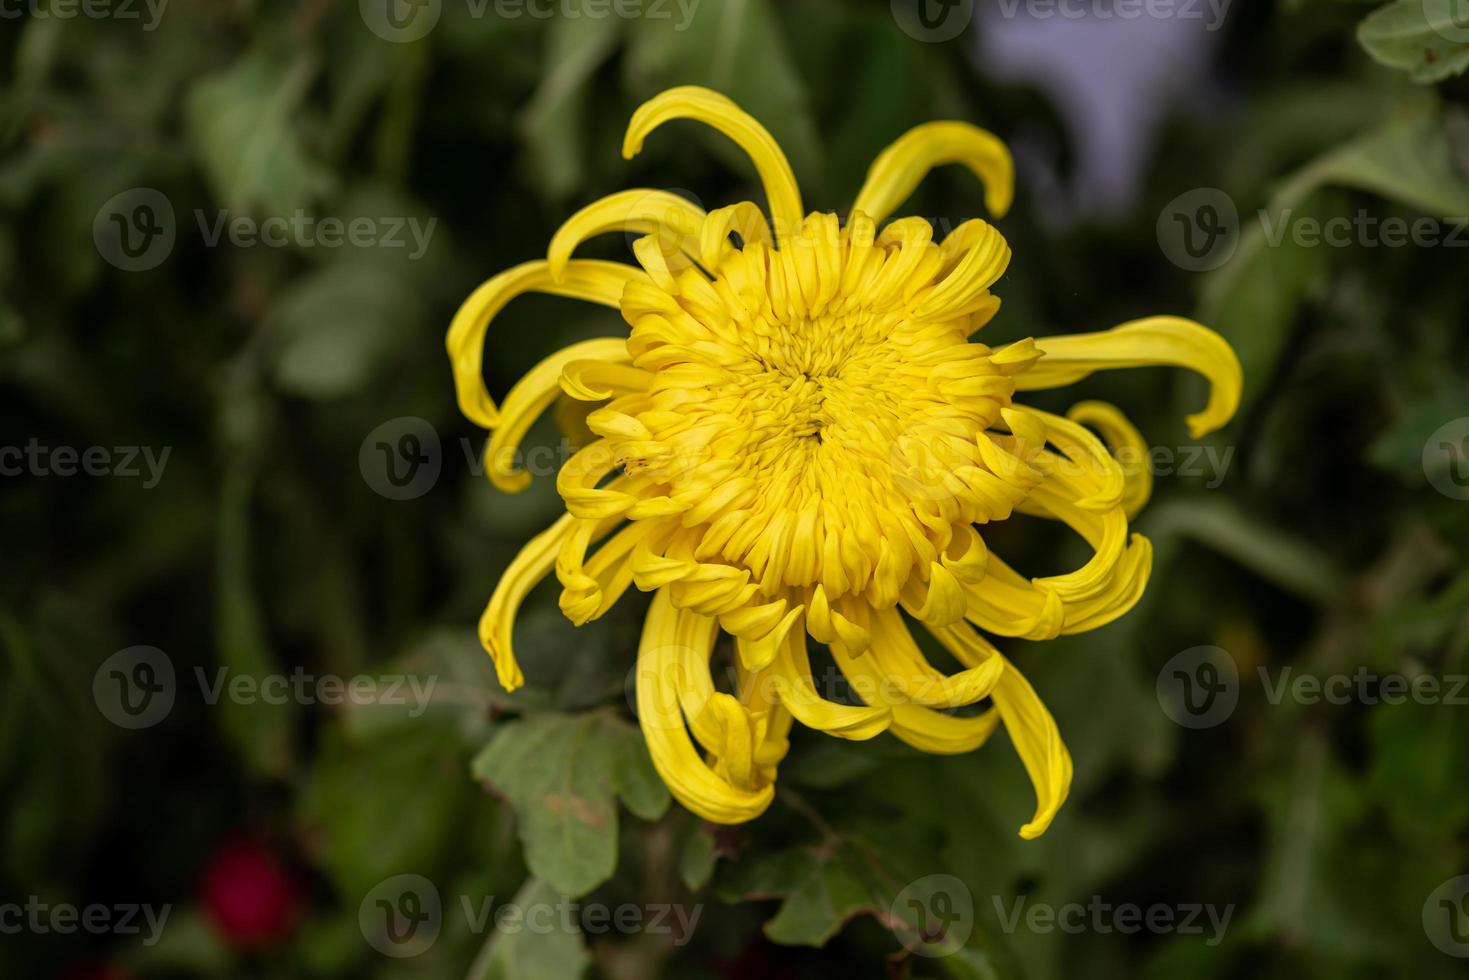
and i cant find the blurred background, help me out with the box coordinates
[3,0,1469,977]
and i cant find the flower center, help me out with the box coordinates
[597,213,1026,607]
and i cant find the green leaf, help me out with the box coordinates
[298,724,471,899]
[1358,0,1469,84]
[1200,108,1469,403]
[1292,107,1469,217]
[716,829,961,953]
[718,841,881,947]
[186,48,337,216]
[468,878,591,980]
[518,14,623,201]
[268,260,424,400]
[473,712,670,896]
[678,824,718,891]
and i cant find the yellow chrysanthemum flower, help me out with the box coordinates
[449,86,1240,837]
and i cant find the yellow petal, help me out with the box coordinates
[478,514,579,691]
[547,189,706,279]
[770,626,890,740]
[1066,401,1153,518]
[1010,316,1242,439]
[991,658,1073,839]
[486,338,630,493]
[851,121,1014,227]
[866,608,1004,709]
[446,259,642,430]
[634,589,775,824]
[623,86,803,244]
[933,622,1072,835]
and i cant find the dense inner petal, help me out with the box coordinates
[582,213,1031,615]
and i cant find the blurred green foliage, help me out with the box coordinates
[3,1,1469,978]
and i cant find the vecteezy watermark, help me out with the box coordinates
[196,210,437,259]
[1157,646,1469,728]
[358,419,607,501]
[1256,209,1469,250]
[0,897,171,946]
[1259,666,1469,707]
[891,0,975,42]
[889,875,974,957]
[993,895,1233,946]
[0,440,170,487]
[1156,646,1239,729]
[93,188,176,272]
[1426,0,1469,45]
[992,0,1231,30]
[1424,875,1469,958]
[360,417,443,500]
[1423,417,1469,501]
[359,0,700,44]
[92,646,439,730]
[0,0,168,31]
[1158,188,1469,271]
[94,646,177,730]
[93,188,437,271]
[1156,188,1240,272]
[358,874,703,958]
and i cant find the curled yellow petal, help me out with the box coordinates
[852,121,1014,227]
[446,259,642,430]
[547,189,706,280]
[623,86,803,243]
[1010,316,1243,439]
[478,514,580,691]
[1066,400,1153,518]
[992,659,1073,839]
[486,338,630,493]
[769,626,890,739]
[635,589,775,824]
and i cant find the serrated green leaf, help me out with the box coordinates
[716,832,944,950]
[473,712,669,896]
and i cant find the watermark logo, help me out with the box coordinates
[1156,645,1238,729]
[360,0,441,42]
[357,875,702,955]
[360,417,442,500]
[93,646,176,730]
[362,0,699,43]
[994,895,1232,945]
[361,874,443,958]
[94,647,439,727]
[1156,188,1238,272]
[94,188,176,272]
[1424,875,1469,957]
[891,0,975,42]
[1423,417,1469,501]
[1427,0,1469,44]
[890,875,973,957]
[991,0,1231,30]
[0,0,169,31]
[0,898,171,945]
[0,441,171,486]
